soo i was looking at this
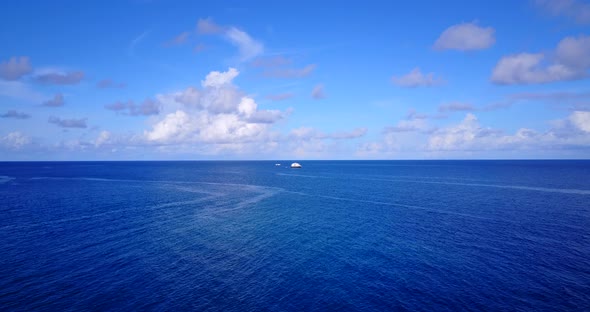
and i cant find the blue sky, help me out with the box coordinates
[1,0,590,160]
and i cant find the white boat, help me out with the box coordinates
[290,162,302,168]
[275,163,281,166]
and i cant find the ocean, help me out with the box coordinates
[0,160,589,311]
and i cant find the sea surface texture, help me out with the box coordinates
[0,160,589,311]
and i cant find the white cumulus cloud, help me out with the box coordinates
[491,35,590,85]
[146,110,191,142]
[202,67,239,88]
[174,87,201,108]
[434,22,495,51]
[0,56,33,81]
[95,131,112,147]
[428,113,483,150]
[144,68,289,153]
[1,131,31,150]
[428,112,590,152]
[570,111,590,132]
[555,35,590,69]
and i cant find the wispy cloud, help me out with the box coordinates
[510,91,590,102]
[406,109,447,120]
[34,70,84,85]
[225,27,264,61]
[251,55,316,80]
[196,18,263,61]
[438,102,475,112]
[289,127,367,140]
[128,30,150,57]
[475,91,590,111]
[383,110,439,133]
[193,43,206,53]
[42,93,65,107]
[392,68,444,87]
[97,79,126,89]
[196,18,224,34]
[311,84,325,99]
[535,0,590,24]
[164,31,190,47]
[105,99,160,116]
[48,116,87,128]
[251,56,292,68]
[384,119,430,133]
[266,92,295,101]
[262,64,316,78]
[0,80,46,103]
[0,110,31,119]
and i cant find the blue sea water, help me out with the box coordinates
[0,160,589,311]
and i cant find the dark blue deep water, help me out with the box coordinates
[1,160,589,311]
